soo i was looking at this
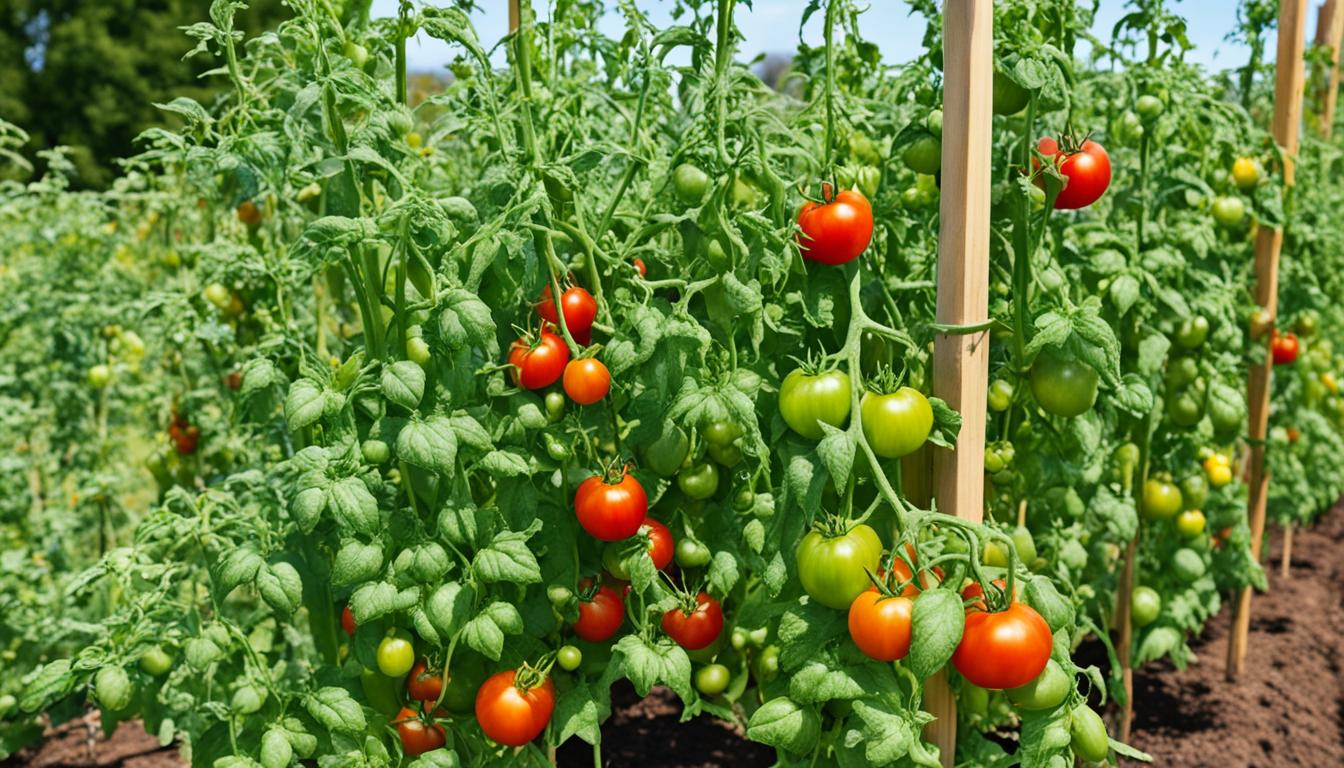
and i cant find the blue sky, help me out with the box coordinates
[372,1,1271,73]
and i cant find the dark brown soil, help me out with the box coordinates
[1121,500,1344,767]
[9,503,1343,768]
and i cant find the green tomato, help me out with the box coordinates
[1135,94,1165,121]
[87,364,112,388]
[644,422,690,477]
[707,441,743,467]
[673,163,710,206]
[676,539,712,569]
[795,524,883,609]
[984,447,1006,474]
[1176,509,1206,538]
[376,630,415,677]
[94,666,133,712]
[859,387,933,459]
[983,540,1010,568]
[139,646,174,676]
[1172,548,1206,582]
[992,70,1029,115]
[987,378,1014,412]
[359,667,402,716]
[961,684,989,718]
[1030,351,1099,417]
[730,628,748,650]
[1165,356,1199,389]
[1295,312,1319,337]
[441,656,485,716]
[1011,526,1037,564]
[734,488,756,511]
[902,134,943,175]
[694,664,731,696]
[1130,586,1161,627]
[678,462,720,500]
[1180,474,1208,510]
[557,645,583,672]
[406,336,431,365]
[203,282,231,310]
[752,644,780,683]
[345,40,369,68]
[1167,391,1204,428]
[544,432,570,462]
[779,369,852,440]
[1141,479,1183,521]
[1007,660,1070,711]
[1175,315,1210,350]
[545,391,566,422]
[1211,196,1246,228]
[703,420,743,447]
[1070,705,1110,762]
[362,439,390,465]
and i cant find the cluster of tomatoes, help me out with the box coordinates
[342,606,557,754]
[507,282,611,405]
[168,408,199,455]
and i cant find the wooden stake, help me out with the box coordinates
[1115,532,1139,740]
[1280,523,1294,578]
[1227,0,1309,682]
[925,1,992,764]
[1317,0,1344,136]
[509,0,521,34]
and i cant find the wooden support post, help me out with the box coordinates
[1280,524,1294,578]
[1115,533,1139,740]
[925,1,992,764]
[1227,0,1309,682]
[509,0,521,34]
[1317,0,1344,136]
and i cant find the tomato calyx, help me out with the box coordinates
[592,456,636,486]
[510,660,553,694]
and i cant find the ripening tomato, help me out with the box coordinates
[779,368,852,439]
[1175,509,1206,538]
[377,631,416,677]
[796,188,874,265]
[951,603,1053,690]
[563,358,611,405]
[1271,331,1299,365]
[573,584,624,642]
[1037,137,1111,210]
[538,285,597,345]
[661,592,724,650]
[406,659,444,702]
[475,670,555,747]
[574,470,647,541]
[509,331,569,389]
[642,518,675,570]
[633,258,647,277]
[1204,452,1233,487]
[395,706,446,756]
[237,199,263,226]
[1141,479,1184,521]
[1231,157,1262,190]
[795,524,883,609]
[341,605,357,636]
[859,387,933,459]
[847,591,913,662]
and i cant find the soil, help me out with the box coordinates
[8,503,1342,768]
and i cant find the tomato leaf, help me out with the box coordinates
[303,687,366,734]
[18,659,74,714]
[438,288,496,353]
[397,415,459,475]
[746,697,821,755]
[908,588,964,680]
[1023,577,1073,634]
[328,476,379,535]
[553,682,607,746]
[473,526,542,585]
[424,583,473,638]
[706,551,739,599]
[381,360,425,410]
[850,698,932,765]
[214,546,264,596]
[461,601,523,660]
[778,602,847,674]
[816,422,855,489]
[1108,738,1153,762]
[256,562,303,615]
[285,379,327,431]
[926,397,962,449]
[1111,374,1154,416]
[331,540,384,588]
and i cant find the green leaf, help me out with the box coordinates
[1112,374,1154,416]
[909,589,964,680]
[706,551,739,598]
[927,396,963,449]
[328,476,380,535]
[240,357,285,398]
[449,413,492,452]
[778,603,847,674]
[424,583,473,638]
[1024,577,1073,633]
[462,601,523,660]
[381,361,425,410]
[285,379,327,431]
[746,697,821,755]
[1108,274,1141,316]
[350,581,412,623]
[473,528,542,584]
[260,728,293,768]
[554,682,605,745]
[852,698,923,764]
[478,450,532,477]
[439,289,497,353]
[215,546,264,595]
[304,687,366,734]
[816,423,855,489]
[332,540,384,588]
[19,658,74,713]
[398,415,459,475]
[256,562,303,615]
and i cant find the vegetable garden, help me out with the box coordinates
[3,0,1344,765]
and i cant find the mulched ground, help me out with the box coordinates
[8,503,1343,768]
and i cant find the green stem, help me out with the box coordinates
[713,0,736,167]
[823,0,839,172]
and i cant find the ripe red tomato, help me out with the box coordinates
[406,659,444,702]
[796,188,874,265]
[508,331,569,389]
[563,358,611,405]
[1037,138,1111,210]
[537,285,597,345]
[661,592,724,650]
[952,603,1053,689]
[1271,331,1299,365]
[573,583,625,642]
[848,591,913,662]
[340,605,357,636]
[475,670,555,747]
[885,543,943,597]
[574,470,648,541]
[395,706,446,756]
[642,518,675,571]
[960,579,1016,612]
[633,258,647,277]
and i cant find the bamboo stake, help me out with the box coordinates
[1227,0,1309,682]
[925,1,992,764]
[1280,524,1294,578]
[1318,0,1344,136]
[509,0,521,34]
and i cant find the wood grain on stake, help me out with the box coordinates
[926,0,992,764]
[1227,0,1307,680]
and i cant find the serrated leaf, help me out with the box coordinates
[304,687,366,734]
[285,379,327,431]
[909,589,964,679]
[332,540,384,587]
[398,415,458,475]
[328,476,380,535]
[706,551,739,598]
[473,530,542,584]
[746,697,822,755]
[381,360,425,410]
